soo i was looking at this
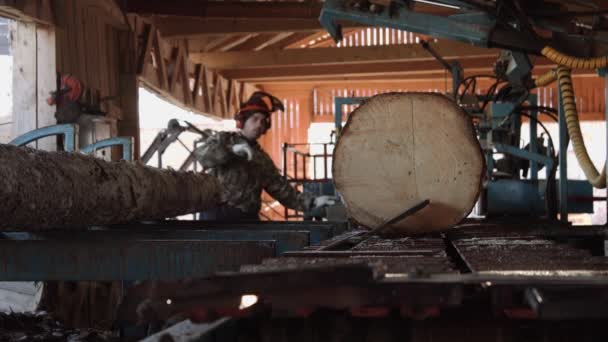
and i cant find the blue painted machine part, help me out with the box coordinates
[0,239,274,281]
[563,180,594,214]
[9,124,78,152]
[320,0,492,47]
[486,180,545,216]
[1,229,310,256]
[493,143,554,175]
[80,136,134,161]
[487,179,594,216]
[106,220,346,246]
[334,97,367,135]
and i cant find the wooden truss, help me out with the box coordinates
[133,17,257,119]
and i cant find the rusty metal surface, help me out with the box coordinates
[448,224,608,275]
[0,240,274,281]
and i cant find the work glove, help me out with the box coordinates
[313,195,339,209]
[231,143,253,161]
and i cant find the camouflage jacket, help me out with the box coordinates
[196,130,315,214]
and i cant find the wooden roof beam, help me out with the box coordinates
[191,40,499,69]
[125,0,323,18]
[260,32,318,50]
[154,17,362,38]
[219,56,558,82]
[228,33,284,52]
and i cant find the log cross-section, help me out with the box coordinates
[333,93,484,235]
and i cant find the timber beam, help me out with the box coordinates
[222,57,561,82]
[132,16,257,119]
[154,17,363,38]
[124,0,322,18]
[192,40,499,69]
[0,0,54,25]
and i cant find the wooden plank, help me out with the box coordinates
[53,0,67,73]
[154,17,362,37]
[219,56,504,81]
[255,32,295,51]
[85,5,99,100]
[192,40,498,69]
[0,0,54,25]
[215,34,257,52]
[36,25,57,151]
[117,29,141,158]
[97,13,110,99]
[106,25,119,116]
[10,20,37,145]
[62,0,77,75]
[73,0,88,88]
[125,1,323,19]
[154,30,168,89]
[202,66,212,112]
[228,33,281,52]
[136,23,154,74]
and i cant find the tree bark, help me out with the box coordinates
[333,93,484,235]
[0,144,220,230]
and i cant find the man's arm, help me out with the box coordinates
[263,160,315,212]
[194,131,236,168]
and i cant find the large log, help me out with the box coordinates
[333,93,484,235]
[0,144,220,230]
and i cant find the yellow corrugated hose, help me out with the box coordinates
[542,46,608,70]
[533,69,557,87]
[529,47,607,188]
[555,66,606,188]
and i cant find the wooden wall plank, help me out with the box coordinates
[10,20,37,146]
[36,25,57,151]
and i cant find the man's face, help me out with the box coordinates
[242,112,268,140]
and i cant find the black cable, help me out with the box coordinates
[481,80,507,111]
[512,111,560,216]
[457,74,499,102]
[515,106,559,122]
[513,111,557,157]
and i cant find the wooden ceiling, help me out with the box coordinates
[122,0,602,85]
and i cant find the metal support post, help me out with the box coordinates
[558,84,569,223]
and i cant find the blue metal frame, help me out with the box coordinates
[1,230,310,256]
[557,85,570,222]
[494,143,554,173]
[9,124,78,152]
[599,68,608,224]
[80,136,134,161]
[320,0,492,47]
[0,239,274,281]
[334,97,367,135]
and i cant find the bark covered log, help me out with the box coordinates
[0,144,220,230]
[333,93,484,235]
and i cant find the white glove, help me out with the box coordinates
[231,143,253,161]
[313,195,338,209]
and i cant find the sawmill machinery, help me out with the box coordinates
[321,0,608,221]
[140,118,210,170]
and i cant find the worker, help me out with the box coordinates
[194,91,338,221]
